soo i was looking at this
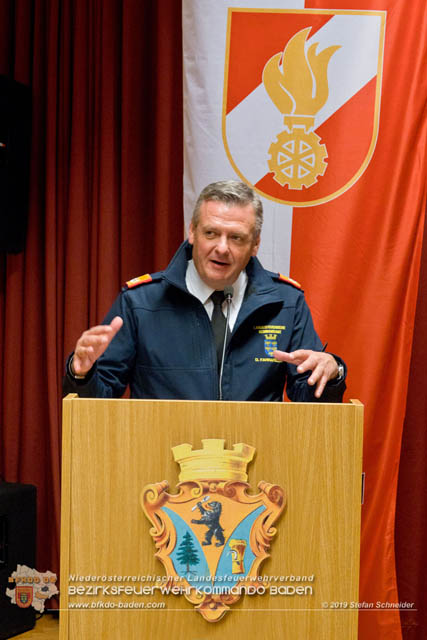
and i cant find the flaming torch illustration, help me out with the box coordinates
[263,27,340,190]
[229,539,247,574]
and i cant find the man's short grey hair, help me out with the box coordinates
[191,180,263,238]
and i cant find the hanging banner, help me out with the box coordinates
[183,3,427,639]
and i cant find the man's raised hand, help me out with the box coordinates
[273,349,339,399]
[72,316,123,376]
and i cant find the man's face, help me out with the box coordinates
[188,200,260,289]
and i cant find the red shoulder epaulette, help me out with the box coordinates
[277,273,302,290]
[125,274,153,289]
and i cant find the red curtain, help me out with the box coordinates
[1,2,426,637]
[0,0,183,576]
[395,205,427,639]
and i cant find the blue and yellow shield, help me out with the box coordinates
[141,439,285,622]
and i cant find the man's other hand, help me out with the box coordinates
[72,316,124,376]
[273,349,339,399]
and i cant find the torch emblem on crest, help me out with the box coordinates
[263,27,340,190]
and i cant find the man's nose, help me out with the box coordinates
[216,235,230,253]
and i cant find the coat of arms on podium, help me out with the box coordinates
[141,439,285,622]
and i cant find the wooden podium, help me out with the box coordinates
[60,396,363,639]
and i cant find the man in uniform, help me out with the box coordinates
[64,180,346,401]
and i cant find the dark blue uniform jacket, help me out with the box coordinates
[64,241,346,402]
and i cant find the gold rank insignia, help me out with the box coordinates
[125,274,153,288]
[277,273,302,289]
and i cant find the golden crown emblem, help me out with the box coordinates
[264,333,277,341]
[172,439,255,483]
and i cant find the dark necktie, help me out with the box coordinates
[210,290,226,368]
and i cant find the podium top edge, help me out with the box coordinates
[63,394,362,407]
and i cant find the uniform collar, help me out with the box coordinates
[185,258,248,306]
[163,240,282,301]
[163,241,193,291]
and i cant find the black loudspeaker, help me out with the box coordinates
[0,483,36,639]
[0,76,32,254]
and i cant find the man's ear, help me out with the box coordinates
[251,234,261,256]
[188,221,195,245]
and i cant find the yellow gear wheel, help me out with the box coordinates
[268,129,328,189]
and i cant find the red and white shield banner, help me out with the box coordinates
[184,3,427,639]
[223,9,385,206]
[15,586,33,608]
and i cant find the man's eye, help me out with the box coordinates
[205,231,215,238]
[231,235,243,243]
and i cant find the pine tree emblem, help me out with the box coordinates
[176,532,200,575]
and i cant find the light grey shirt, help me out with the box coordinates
[185,259,248,331]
